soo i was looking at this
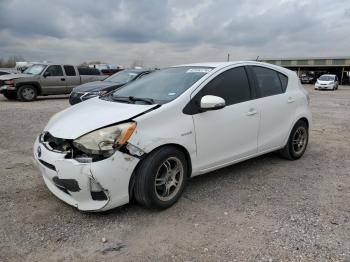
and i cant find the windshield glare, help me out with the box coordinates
[105,70,139,84]
[24,64,47,75]
[319,75,335,81]
[111,67,212,103]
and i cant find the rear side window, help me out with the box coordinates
[45,65,63,76]
[201,66,251,106]
[252,66,283,97]
[278,73,288,92]
[64,65,76,76]
[78,67,101,75]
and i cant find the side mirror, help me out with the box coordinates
[43,71,50,77]
[200,95,226,111]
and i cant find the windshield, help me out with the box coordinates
[24,64,47,75]
[104,70,139,84]
[319,75,335,81]
[110,67,213,103]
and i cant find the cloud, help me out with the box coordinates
[0,0,349,66]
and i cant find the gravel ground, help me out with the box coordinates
[0,86,349,262]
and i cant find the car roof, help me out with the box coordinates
[173,61,294,75]
[123,69,152,73]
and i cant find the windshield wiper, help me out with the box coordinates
[110,95,132,103]
[128,96,154,105]
[110,95,154,105]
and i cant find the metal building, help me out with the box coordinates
[260,57,350,84]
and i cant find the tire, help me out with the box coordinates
[134,146,188,209]
[2,91,18,100]
[17,85,37,102]
[280,120,309,160]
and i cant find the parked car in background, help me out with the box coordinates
[315,74,339,90]
[0,64,107,101]
[33,61,311,212]
[300,74,315,84]
[69,69,153,105]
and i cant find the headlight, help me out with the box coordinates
[82,91,99,100]
[4,80,15,86]
[73,122,137,156]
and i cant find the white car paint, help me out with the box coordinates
[33,61,311,211]
[314,74,338,90]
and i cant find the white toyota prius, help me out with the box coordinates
[33,61,311,211]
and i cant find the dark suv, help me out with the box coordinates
[69,69,153,105]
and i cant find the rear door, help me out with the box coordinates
[63,65,80,93]
[40,65,66,94]
[189,66,259,171]
[248,66,296,152]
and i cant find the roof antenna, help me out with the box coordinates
[256,56,260,61]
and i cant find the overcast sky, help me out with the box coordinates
[0,0,349,67]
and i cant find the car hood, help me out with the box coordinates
[318,80,334,84]
[45,97,158,139]
[73,81,121,92]
[0,73,33,80]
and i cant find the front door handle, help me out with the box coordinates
[246,108,258,116]
[61,78,66,81]
[287,97,295,103]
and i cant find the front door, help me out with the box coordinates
[191,66,259,172]
[40,65,66,94]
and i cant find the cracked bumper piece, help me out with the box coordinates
[33,137,139,211]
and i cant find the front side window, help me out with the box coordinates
[200,66,251,106]
[252,66,283,97]
[110,67,212,104]
[45,65,63,76]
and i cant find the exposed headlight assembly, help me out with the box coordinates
[73,122,137,157]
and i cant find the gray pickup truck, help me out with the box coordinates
[0,63,107,101]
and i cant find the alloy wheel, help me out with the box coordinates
[292,126,307,154]
[154,157,184,202]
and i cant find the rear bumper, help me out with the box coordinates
[33,137,140,211]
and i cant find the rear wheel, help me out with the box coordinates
[134,146,188,209]
[280,120,309,160]
[2,91,18,100]
[17,85,37,102]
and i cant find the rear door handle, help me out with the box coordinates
[246,108,258,116]
[287,97,295,103]
[61,78,66,81]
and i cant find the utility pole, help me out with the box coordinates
[227,53,230,62]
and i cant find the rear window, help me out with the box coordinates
[78,67,101,75]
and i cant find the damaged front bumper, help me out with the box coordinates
[33,136,140,211]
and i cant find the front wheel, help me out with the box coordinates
[134,146,188,209]
[17,85,37,102]
[280,120,309,160]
